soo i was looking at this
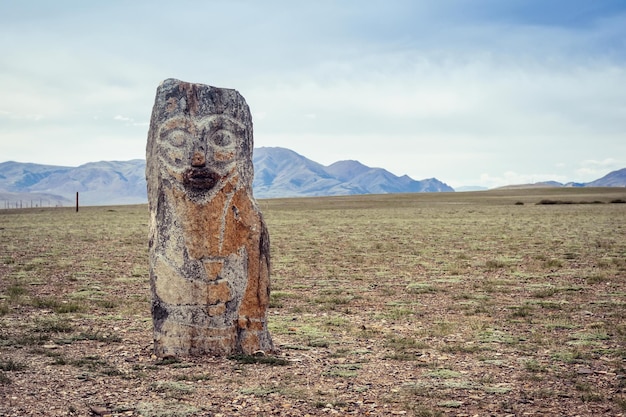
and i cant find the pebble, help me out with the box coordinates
[89,406,109,416]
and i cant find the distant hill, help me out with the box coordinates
[497,168,626,190]
[455,185,489,192]
[0,160,146,206]
[0,161,74,207]
[498,181,564,190]
[0,191,73,208]
[0,147,453,206]
[252,147,453,198]
[584,168,626,187]
[252,147,338,198]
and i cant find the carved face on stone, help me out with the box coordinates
[156,114,247,199]
[146,80,254,206]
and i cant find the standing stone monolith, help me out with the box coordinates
[146,78,273,357]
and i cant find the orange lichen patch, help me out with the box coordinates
[219,174,237,196]
[203,260,223,281]
[214,150,235,162]
[222,187,257,254]
[207,280,231,305]
[166,97,178,113]
[238,332,260,353]
[216,187,270,324]
[239,317,266,332]
[237,317,249,329]
[207,304,226,317]
[172,187,225,259]
[191,151,206,167]
[238,255,269,322]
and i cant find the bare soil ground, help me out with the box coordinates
[1,188,625,416]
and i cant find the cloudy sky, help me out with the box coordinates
[1,1,625,189]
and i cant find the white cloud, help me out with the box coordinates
[580,158,621,168]
[0,109,43,121]
[575,158,624,180]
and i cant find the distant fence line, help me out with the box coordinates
[1,200,66,209]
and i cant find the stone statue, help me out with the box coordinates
[146,78,273,356]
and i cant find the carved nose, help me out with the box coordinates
[191,151,206,167]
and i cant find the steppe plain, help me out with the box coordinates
[1,188,625,416]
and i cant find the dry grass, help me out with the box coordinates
[1,187,625,416]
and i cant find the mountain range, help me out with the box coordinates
[496,168,626,190]
[252,147,452,198]
[0,147,452,206]
[0,160,146,207]
[0,147,624,206]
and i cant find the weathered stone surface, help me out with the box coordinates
[146,78,273,356]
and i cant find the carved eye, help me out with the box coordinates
[212,130,232,147]
[167,130,187,147]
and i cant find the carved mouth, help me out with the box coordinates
[182,167,220,191]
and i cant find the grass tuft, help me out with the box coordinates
[0,358,26,371]
[228,354,289,366]
[0,371,11,385]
